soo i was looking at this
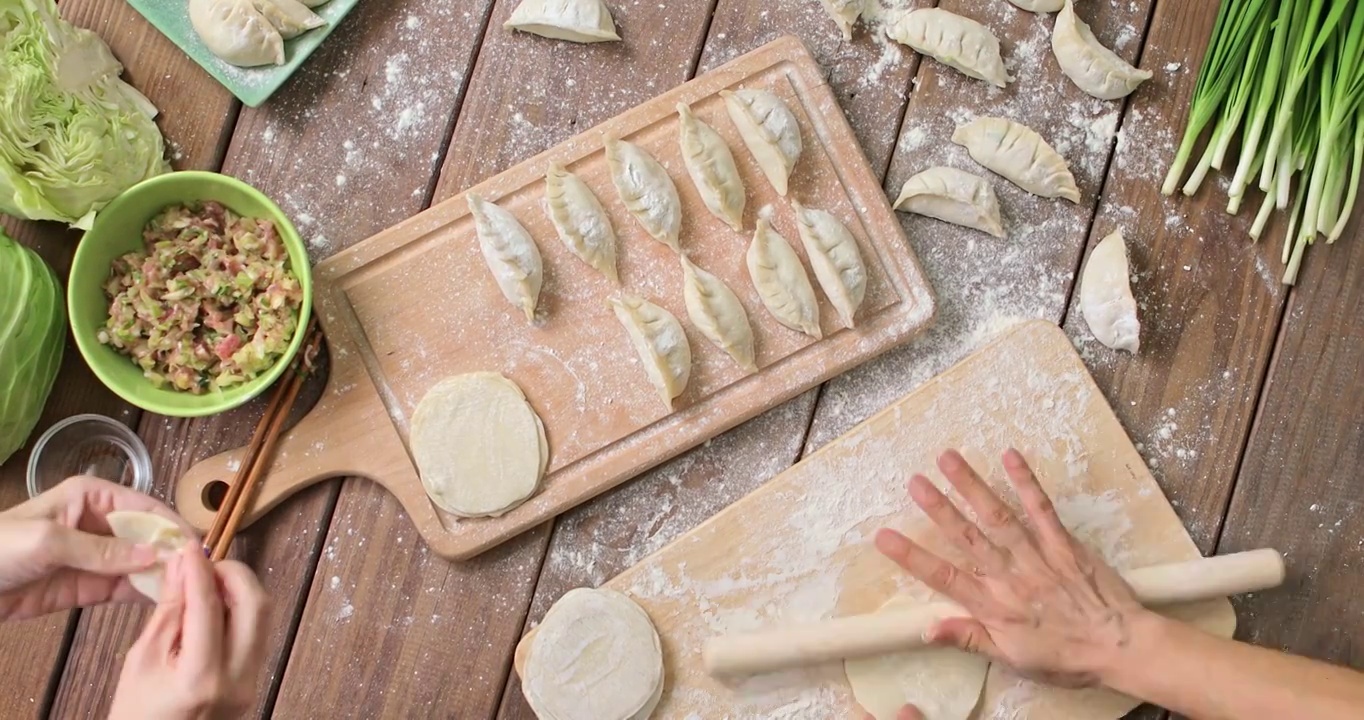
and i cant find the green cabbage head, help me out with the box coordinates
[0,0,169,229]
[0,229,65,465]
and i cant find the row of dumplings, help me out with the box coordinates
[892,116,1080,238]
[466,88,867,408]
[823,1,1153,101]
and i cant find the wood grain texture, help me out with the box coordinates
[1215,209,1364,668]
[269,0,723,716]
[497,4,931,715]
[805,0,1156,455]
[47,1,495,717]
[1,0,234,716]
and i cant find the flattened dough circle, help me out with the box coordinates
[845,597,990,720]
[106,510,190,602]
[410,372,548,518]
[523,588,664,720]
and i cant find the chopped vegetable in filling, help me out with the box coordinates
[98,201,304,394]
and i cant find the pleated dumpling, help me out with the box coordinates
[252,0,324,38]
[189,0,285,67]
[544,162,618,282]
[1052,0,1153,100]
[467,193,543,323]
[504,0,620,43]
[1079,230,1140,353]
[1006,0,1063,11]
[680,256,757,373]
[886,8,1012,88]
[817,0,861,40]
[606,138,683,251]
[791,201,866,329]
[722,89,803,197]
[951,117,1081,203]
[677,103,746,232]
[747,216,821,339]
[610,294,691,407]
[894,166,1006,238]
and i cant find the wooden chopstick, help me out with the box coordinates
[204,318,322,561]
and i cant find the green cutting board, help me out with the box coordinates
[126,0,362,107]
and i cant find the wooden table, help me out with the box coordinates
[1,1,1359,718]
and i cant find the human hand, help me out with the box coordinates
[0,476,186,621]
[875,449,1150,689]
[110,544,270,720]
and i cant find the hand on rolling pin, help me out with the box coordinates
[0,476,184,620]
[110,544,270,720]
[877,449,1364,720]
[874,449,1144,689]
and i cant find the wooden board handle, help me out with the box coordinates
[702,548,1285,677]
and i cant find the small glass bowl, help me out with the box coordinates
[26,414,152,499]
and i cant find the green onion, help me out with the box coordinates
[1167,0,1364,285]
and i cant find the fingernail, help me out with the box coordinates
[939,451,962,469]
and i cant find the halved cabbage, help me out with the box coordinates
[0,0,169,229]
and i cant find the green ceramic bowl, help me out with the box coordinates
[69,171,313,418]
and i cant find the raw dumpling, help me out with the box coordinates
[721,89,803,197]
[1006,0,1063,11]
[680,256,757,373]
[106,511,190,602]
[1079,229,1140,353]
[544,163,619,282]
[677,103,746,232]
[411,373,548,518]
[791,201,866,329]
[189,0,285,67]
[504,0,620,43]
[1052,0,1153,100]
[951,117,1081,203]
[817,0,861,41]
[251,0,324,39]
[894,166,1006,238]
[845,597,991,720]
[606,138,683,251]
[610,294,691,407]
[747,216,821,339]
[522,588,664,720]
[467,193,544,323]
[886,8,1012,88]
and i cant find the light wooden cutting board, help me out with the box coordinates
[515,320,1236,719]
[173,36,936,559]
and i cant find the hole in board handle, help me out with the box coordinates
[202,480,230,512]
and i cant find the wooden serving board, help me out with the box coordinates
[514,320,1236,719]
[173,37,935,559]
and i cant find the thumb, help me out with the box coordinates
[50,525,160,576]
[898,706,926,720]
[926,616,1002,659]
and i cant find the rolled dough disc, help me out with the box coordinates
[106,510,190,602]
[845,597,991,720]
[410,372,549,518]
[523,588,664,720]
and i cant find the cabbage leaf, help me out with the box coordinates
[0,229,65,465]
[0,0,169,229]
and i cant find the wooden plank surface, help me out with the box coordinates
[46,1,491,717]
[0,0,234,717]
[1214,211,1364,665]
[267,1,727,717]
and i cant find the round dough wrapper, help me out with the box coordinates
[410,372,548,518]
[524,588,664,720]
[106,510,190,602]
[845,598,990,720]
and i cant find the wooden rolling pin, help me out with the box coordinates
[703,548,1285,677]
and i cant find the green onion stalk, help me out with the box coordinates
[1165,0,1364,285]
